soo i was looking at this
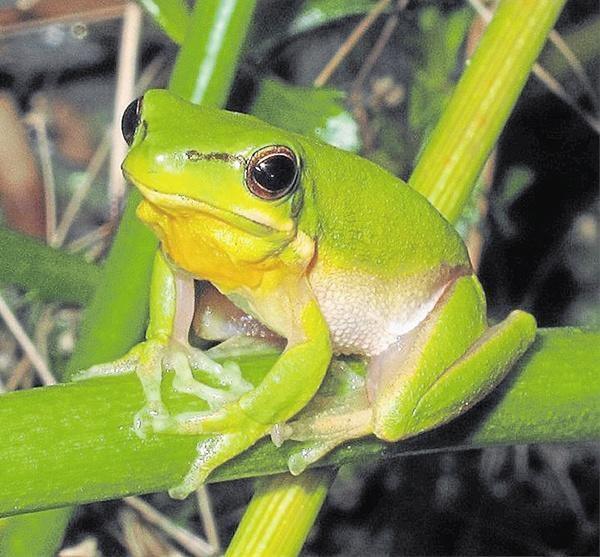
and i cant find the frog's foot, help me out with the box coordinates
[273,407,373,475]
[75,338,254,438]
[168,429,267,499]
[270,359,373,475]
[73,351,138,380]
[167,344,253,408]
[146,402,270,499]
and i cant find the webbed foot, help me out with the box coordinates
[270,360,373,475]
[74,338,253,438]
[151,402,270,499]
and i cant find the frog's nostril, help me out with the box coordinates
[121,97,143,145]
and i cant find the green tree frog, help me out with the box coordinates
[79,89,536,499]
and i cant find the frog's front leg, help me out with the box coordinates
[161,281,332,499]
[76,251,251,435]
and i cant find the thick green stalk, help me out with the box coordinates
[226,471,335,557]
[409,0,567,223]
[169,0,257,107]
[0,328,597,517]
[0,2,257,554]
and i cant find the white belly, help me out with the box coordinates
[308,262,457,357]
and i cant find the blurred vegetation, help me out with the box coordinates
[0,0,597,555]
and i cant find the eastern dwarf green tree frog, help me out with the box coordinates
[79,89,536,499]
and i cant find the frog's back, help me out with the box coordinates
[299,140,472,356]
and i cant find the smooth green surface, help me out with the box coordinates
[252,79,361,152]
[0,328,597,517]
[168,0,258,106]
[0,227,100,305]
[409,0,567,223]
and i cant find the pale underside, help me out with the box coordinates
[196,260,466,359]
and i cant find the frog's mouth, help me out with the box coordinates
[129,178,295,239]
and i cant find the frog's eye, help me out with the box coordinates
[121,97,143,145]
[246,146,299,200]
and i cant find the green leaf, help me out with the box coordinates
[0,227,101,305]
[0,328,597,517]
[408,6,471,136]
[248,0,387,61]
[253,79,361,151]
[289,0,382,36]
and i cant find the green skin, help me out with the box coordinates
[79,90,536,499]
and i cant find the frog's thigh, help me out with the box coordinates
[371,275,535,441]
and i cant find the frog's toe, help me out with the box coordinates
[286,439,344,476]
[187,347,253,392]
[168,347,252,409]
[168,430,265,500]
[272,406,374,475]
[74,356,137,381]
[171,372,239,409]
[132,401,170,439]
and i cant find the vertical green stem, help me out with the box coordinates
[0,2,257,555]
[169,0,257,107]
[409,0,567,223]
[226,470,335,557]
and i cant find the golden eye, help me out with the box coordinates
[245,145,299,200]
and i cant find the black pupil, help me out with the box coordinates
[252,154,297,193]
[121,98,142,145]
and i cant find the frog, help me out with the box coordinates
[77,89,536,499]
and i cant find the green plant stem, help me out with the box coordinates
[0,328,598,518]
[0,227,100,305]
[225,470,335,557]
[169,0,257,107]
[409,0,567,224]
[137,0,189,44]
[0,2,257,554]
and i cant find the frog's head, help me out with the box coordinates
[121,89,314,289]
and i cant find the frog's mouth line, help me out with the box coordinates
[129,178,294,238]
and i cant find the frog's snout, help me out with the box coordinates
[121,96,144,145]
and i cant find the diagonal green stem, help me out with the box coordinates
[409,0,567,223]
[0,328,597,517]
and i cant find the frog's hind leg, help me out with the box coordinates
[370,274,536,441]
[269,359,373,475]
